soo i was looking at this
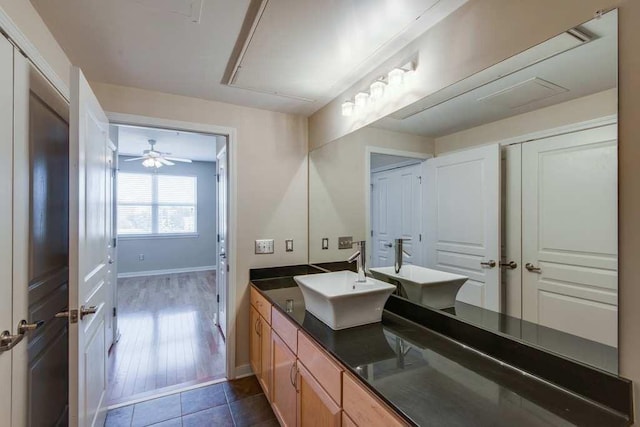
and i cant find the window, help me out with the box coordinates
[117,172,197,236]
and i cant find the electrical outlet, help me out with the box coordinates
[322,238,329,250]
[255,239,275,254]
[338,236,353,250]
[138,254,145,261]
[285,239,294,252]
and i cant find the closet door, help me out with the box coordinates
[522,124,617,346]
[425,144,501,311]
[0,34,15,427]
[371,171,396,267]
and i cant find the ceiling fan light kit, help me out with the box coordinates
[124,139,193,168]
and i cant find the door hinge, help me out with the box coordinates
[112,237,117,248]
[217,294,220,303]
[418,176,422,184]
[371,230,373,237]
[216,174,220,183]
[419,234,422,242]
[217,233,220,242]
[113,307,117,317]
[226,264,229,273]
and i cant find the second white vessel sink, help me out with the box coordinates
[370,265,468,309]
[294,271,395,330]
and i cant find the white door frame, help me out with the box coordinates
[106,112,239,380]
[364,147,431,270]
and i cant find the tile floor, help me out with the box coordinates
[104,376,278,427]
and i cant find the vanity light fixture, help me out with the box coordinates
[388,67,405,86]
[354,91,370,109]
[341,100,355,117]
[369,79,387,101]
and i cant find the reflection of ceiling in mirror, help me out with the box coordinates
[372,12,616,138]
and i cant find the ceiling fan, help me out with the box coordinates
[124,139,192,168]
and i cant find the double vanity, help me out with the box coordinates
[249,263,633,426]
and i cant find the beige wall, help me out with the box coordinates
[0,0,70,89]
[91,82,309,370]
[435,89,617,154]
[309,127,433,263]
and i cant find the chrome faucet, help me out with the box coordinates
[347,240,367,283]
[394,238,411,274]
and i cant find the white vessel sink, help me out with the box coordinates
[294,271,395,330]
[370,265,468,309]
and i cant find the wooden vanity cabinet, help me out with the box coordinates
[297,362,341,427]
[271,330,298,427]
[250,285,408,427]
[343,372,408,427]
[250,289,272,401]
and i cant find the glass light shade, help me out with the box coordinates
[154,160,163,168]
[142,158,155,168]
[369,80,387,101]
[354,92,369,108]
[341,100,355,117]
[388,68,405,86]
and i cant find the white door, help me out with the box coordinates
[68,67,111,427]
[424,144,501,311]
[522,124,617,346]
[0,33,15,427]
[502,145,523,318]
[216,144,228,339]
[371,164,422,268]
[371,172,395,267]
[105,145,117,350]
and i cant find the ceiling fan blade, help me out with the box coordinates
[124,157,148,161]
[164,157,192,163]
[158,158,175,166]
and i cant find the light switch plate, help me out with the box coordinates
[321,238,329,250]
[338,236,353,250]
[285,239,294,252]
[255,239,274,254]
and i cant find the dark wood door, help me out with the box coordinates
[27,92,70,427]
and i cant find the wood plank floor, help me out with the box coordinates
[107,271,225,405]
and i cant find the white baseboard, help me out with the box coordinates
[117,265,216,278]
[233,364,253,379]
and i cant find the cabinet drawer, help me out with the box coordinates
[343,373,407,427]
[250,286,271,324]
[271,307,297,353]
[297,331,342,405]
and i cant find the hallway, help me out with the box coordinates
[107,271,225,404]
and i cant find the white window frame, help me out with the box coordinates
[117,171,199,239]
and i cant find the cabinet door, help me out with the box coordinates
[271,331,297,427]
[259,316,271,401]
[249,306,261,376]
[297,363,341,427]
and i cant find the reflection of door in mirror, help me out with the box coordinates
[371,160,422,268]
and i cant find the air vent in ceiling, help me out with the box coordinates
[129,0,203,23]
[477,77,568,110]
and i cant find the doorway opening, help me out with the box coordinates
[106,123,229,405]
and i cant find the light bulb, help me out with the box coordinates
[388,68,405,86]
[341,100,355,117]
[143,158,155,168]
[354,92,369,109]
[369,80,387,101]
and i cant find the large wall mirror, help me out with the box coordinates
[309,10,618,373]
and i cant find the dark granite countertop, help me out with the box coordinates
[251,266,630,427]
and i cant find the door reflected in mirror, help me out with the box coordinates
[308,10,618,373]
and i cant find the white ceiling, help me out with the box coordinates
[30,0,467,116]
[116,125,219,162]
[373,12,616,137]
